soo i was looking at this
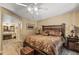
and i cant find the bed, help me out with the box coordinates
[24,24,65,55]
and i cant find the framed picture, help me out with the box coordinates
[27,24,34,29]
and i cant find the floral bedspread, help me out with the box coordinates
[25,34,64,54]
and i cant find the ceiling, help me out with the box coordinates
[0,3,78,20]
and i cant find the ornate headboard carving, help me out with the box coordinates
[42,23,65,37]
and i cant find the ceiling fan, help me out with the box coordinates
[16,3,48,17]
[16,3,48,10]
[16,3,28,7]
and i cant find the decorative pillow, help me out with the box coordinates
[41,31,49,36]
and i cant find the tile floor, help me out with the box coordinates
[2,39,23,55]
[60,48,79,55]
[2,39,79,55]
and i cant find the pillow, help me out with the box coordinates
[48,30,62,36]
[41,31,49,36]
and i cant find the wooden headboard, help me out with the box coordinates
[42,24,65,37]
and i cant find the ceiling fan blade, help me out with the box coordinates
[16,3,27,7]
[38,7,48,10]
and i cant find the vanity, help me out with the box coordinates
[3,32,16,40]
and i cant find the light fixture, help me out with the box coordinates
[27,7,32,12]
[16,3,39,15]
[34,7,38,11]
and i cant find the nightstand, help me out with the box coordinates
[75,42,79,52]
[65,36,79,52]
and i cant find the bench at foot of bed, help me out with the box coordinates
[20,46,34,55]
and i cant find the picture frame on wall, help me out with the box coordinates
[27,23,34,29]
